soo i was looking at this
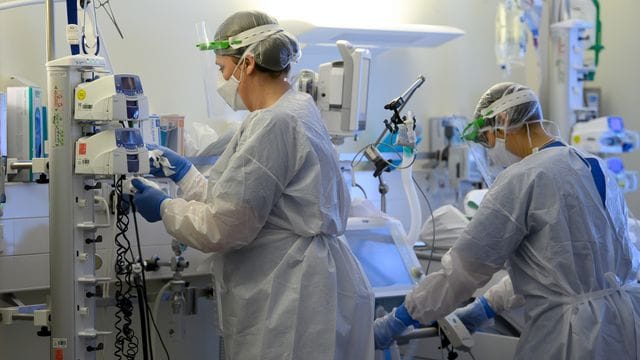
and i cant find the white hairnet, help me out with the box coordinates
[214,10,300,72]
[473,82,543,129]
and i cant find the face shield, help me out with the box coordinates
[196,23,285,53]
[195,21,241,122]
[195,22,300,116]
[461,89,540,186]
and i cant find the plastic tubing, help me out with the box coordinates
[400,146,421,245]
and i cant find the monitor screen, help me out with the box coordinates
[115,128,143,148]
[120,76,136,90]
[344,226,415,288]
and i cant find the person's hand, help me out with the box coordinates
[373,304,419,349]
[132,178,170,222]
[147,144,192,182]
[452,296,496,334]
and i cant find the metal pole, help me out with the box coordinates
[48,57,100,360]
[45,0,54,61]
[10,161,33,170]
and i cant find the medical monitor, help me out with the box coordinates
[317,41,371,142]
[343,217,422,298]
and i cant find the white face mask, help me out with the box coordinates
[487,136,521,168]
[216,59,247,111]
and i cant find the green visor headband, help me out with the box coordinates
[462,117,491,143]
[196,24,284,51]
[461,89,539,144]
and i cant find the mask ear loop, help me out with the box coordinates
[233,42,259,83]
[541,119,561,139]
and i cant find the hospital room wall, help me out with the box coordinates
[0,0,637,216]
[0,0,532,138]
[589,0,640,215]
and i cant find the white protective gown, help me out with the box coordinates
[160,89,374,360]
[406,145,640,360]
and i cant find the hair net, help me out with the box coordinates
[473,82,543,130]
[214,10,300,72]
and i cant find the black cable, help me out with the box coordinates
[131,197,172,360]
[129,200,154,360]
[135,276,151,360]
[114,176,139,359]
[412,175,437,276]
[147,303,172,360]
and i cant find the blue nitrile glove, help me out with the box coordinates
[132,178,170,223]
[374,303,421,349]
[147,144,192,182]
[452,296,496,334]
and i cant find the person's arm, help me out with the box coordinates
[483,275,525,314]
[452,275,525,333]
[160,113,300,253]
[404,167,539,324]
[175,167,208,202]
[374,177,530,348]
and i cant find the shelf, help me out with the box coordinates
[281,20,464,52]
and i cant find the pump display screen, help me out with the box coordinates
[120,77,136,90]
[115,128,143,150]
[115,75,143,95]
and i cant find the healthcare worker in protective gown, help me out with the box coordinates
[374,82,640,360]
[132,10,374,360]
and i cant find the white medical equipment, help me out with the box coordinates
[343,217,423,299]
[74,74,149,122]
[296,40,371,143]
[75,128,149,175]
[571,116,639,154]
[606,157,638,193]
[45,55,158,359]
[548,20,594,142]
[438,313,474,351]
[73,73,150,175]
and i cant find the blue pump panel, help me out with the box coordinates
[608,116,624,133]
[606,157,625,174]
[115,128,143,173]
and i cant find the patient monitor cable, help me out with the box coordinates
[114,175,173,360]
[114,176,140,359]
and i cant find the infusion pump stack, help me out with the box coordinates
[46,55,150,360]
[295,40,372,144]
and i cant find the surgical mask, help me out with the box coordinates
[487,136,521,168]
[216,59,247,111]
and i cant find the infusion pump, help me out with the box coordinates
[75,128,149,175]
[73,72,151,175]
[75,74,149,121]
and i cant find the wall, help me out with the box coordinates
[590,0,640,215]
[0,0,538,220]
[0,0,536,147]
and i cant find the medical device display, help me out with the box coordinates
[297,40,371,143]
